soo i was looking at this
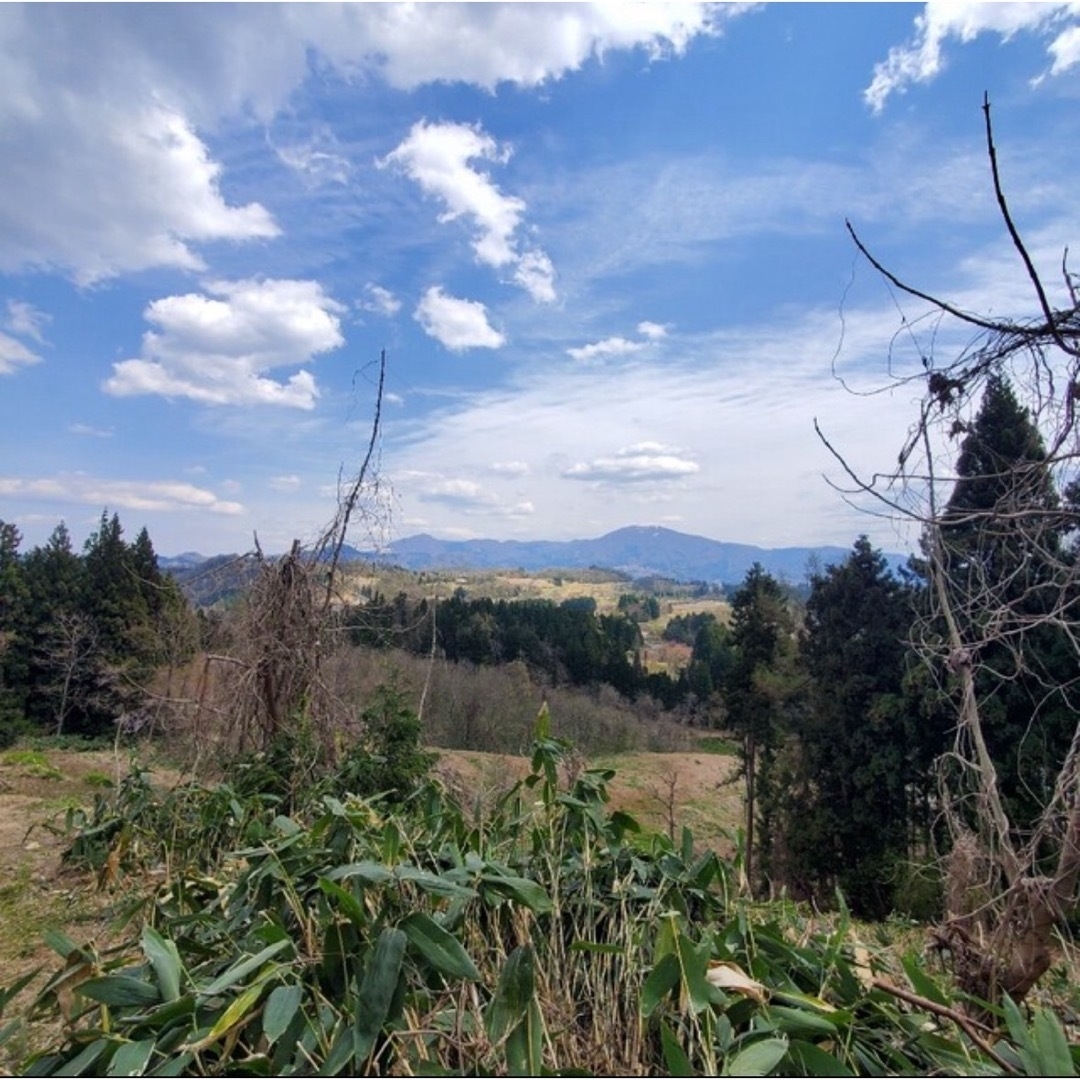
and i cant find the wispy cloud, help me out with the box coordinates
[567,336,645,363]
[0,332,40,376]
[5,300,50,344]
[104,279,344,408]
[380,120,556,302]
[68,423,114,439]
[414,286,505,351]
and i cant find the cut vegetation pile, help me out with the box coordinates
[2,717,1078,1077]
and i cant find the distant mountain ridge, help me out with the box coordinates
[359,526,896,584]
[163,527,905,595]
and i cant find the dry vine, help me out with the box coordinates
[821,96,1080,1006]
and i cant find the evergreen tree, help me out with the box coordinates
[0,521,29,739]
[938,375,1074,834]
[783,537,928,917]
[724,563,796,893]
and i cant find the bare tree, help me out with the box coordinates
[40,610,98,736]
[203,351,390,766]
[821,97,1080,1006]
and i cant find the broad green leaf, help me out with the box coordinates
[141,927,182,1003]
[725,1037,788,1077]
[199,938,290,998]
[786,1039,855,1077]
[395,866,477,899]
[675,933,713,1014]
[766,1004,837,1038]
[106,1037,156,1077]
[1031,1006,1076,1077]
[401,912,480,981]
[147,1050,194,1077]
[263,984,303,1046]
[1,967,41,1011]
[901,952,949,1007]
[504,999,544,1077]
[79,976,161,1008]
[205,982,264,1042]
[355,928,407,1063]
[640,953,681,1018]
[53,1037,109,1077]
[42,930,81,960]
[486,946,535,1043]
[325,861,393,886]
[660,1021,694,1077]
[318,877,367,927]
[480,873,553,914]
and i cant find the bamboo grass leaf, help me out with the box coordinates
[140,927,182,1003]
[400,913,480,981]
[106,1037,155,1077]
[354,928,407,1064]
[263,984,303,1046]
[199,939,290,998]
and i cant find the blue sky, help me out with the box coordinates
[3,3,1080,558]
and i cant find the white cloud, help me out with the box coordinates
[380,120,556,302]
[271,126,350,186]
[866,3,1080,112]
[564,443,701,484]
[490,460,530,477]
[0,5,733,282]
[359,283,402,317]
[316,4,730,92]
[5,300,49,343]
[104,278,344,409]
[0,331,40,375]
[1048,22,1080,73]
[0,474,244,516]
[418,477,500,511]
[414,286,506,351]
[0,98,278,284]
[567,336,646,362]
[637,321,669,340]
[69,423,113,439]
[269,474,302,491]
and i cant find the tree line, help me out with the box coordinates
[0,510,195,743]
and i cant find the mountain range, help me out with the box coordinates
[163,527,905,596]
[355,526,901,585]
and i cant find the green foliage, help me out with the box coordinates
[0,512,198,738]
[9,710,1080,1075]
[780,537,937,918]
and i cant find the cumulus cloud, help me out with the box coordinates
[866,3,1080,112]
[0,5,734,282]
[417,478,500,511]
[359,283,402,317]
[0,474,244,515]
[0,98,277,283]
[563,443,700,483]
[104,278,344,408]
[414,286,506,351]
[567,336,646,363]
[380,120,556,302]
[637,320,669,340]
